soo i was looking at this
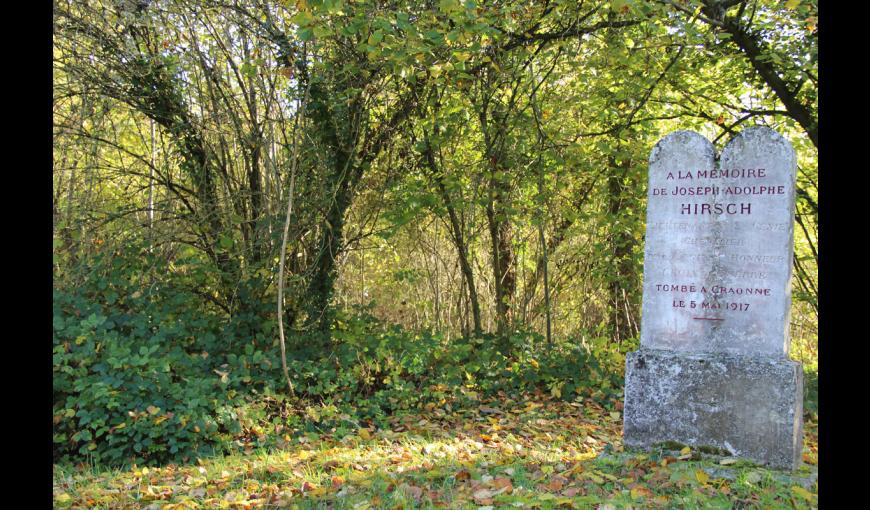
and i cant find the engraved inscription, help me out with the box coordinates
[639,129,796,356]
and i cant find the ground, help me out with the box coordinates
[53,391,818,509]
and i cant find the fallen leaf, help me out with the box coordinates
[791,485,814,501]
[630,486,653,499]
[492,477,513,493]
[585,472,605,484]
[561,487,583,497]
[403,484,424,502]
[546,475,568,491]
[473,488,495,504]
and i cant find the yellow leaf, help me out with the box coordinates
[678,446,692,459]
[791,485,814,501]
[785,0,801,9]
[695,469,709,485]
[56,493,71,503]
[586,472,604,484]
[359,428,371,440]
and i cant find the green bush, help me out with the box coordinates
[279,309,615,431]
[54,252,616,467]
[52,249,280,467]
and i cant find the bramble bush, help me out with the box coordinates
[54,249,619,467]
[52,248,281,466]
[268,308,621,436]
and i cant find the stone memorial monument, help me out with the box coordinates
[623,127,803,470]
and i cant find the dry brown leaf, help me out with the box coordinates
[491,477,513,493]
[402,484,424,502]
[546,475,569,492]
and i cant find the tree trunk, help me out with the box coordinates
[422,138,483,335]
[606,153,638,345]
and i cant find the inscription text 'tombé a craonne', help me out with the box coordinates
[650,168,787,216]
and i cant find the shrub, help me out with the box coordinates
[52,248,278,467]
[54,252,616,467]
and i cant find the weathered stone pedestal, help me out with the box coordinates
[624,127,804,471]
[624,349,803,470]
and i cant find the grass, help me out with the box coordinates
[53,392,818,509]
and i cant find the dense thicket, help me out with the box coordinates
[53,0,817,466]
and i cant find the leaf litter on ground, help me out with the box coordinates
[53,390,818,509]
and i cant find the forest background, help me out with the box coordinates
[52,0,817,500]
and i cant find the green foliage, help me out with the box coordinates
[54,257,614,467]
[278,309,615,433]
[52,247,281,467]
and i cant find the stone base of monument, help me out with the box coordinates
[623,348,803,470]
